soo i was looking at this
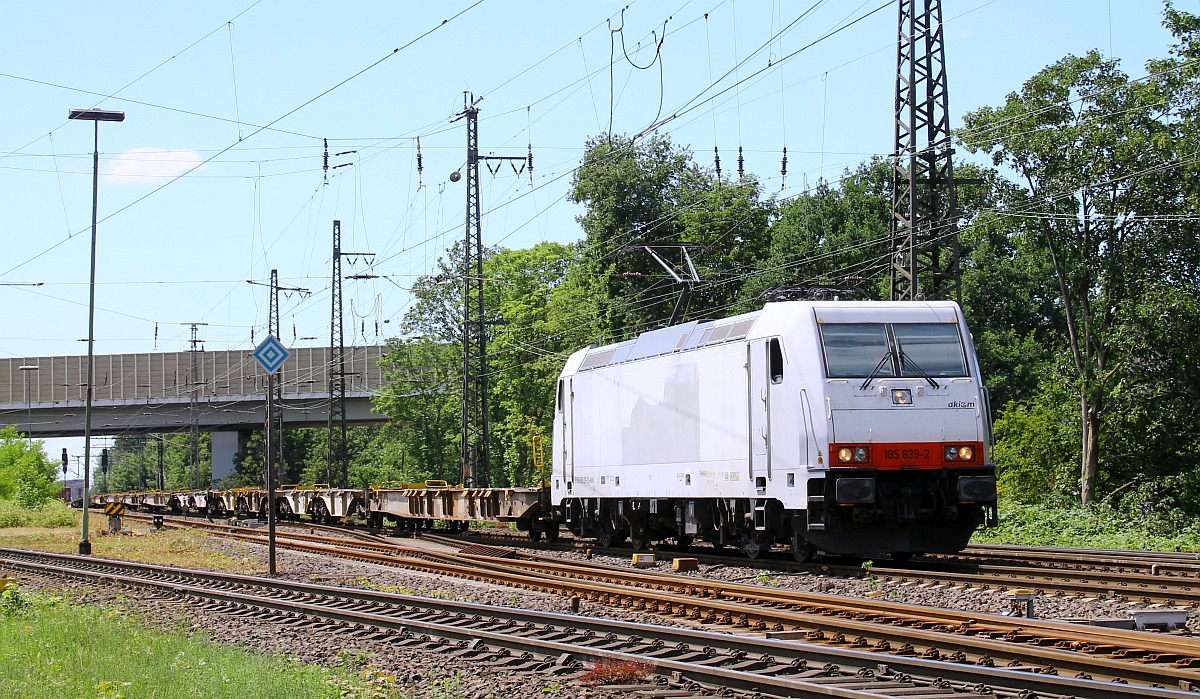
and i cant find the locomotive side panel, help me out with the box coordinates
[563,340,754,501]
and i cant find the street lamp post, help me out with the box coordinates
[18,365,38,443]
[69,107,125,556]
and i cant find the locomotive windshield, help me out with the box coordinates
[820,323,968,379]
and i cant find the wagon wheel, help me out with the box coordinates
[741,535,772,560]
[674,534,694,549]
[629,523,651,551]
[310,499,330,524]
[790,530,817,564]
[527,528,543,542]
[544,527,560,544]
[596,519,619,548]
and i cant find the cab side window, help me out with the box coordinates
[769,338,784,384]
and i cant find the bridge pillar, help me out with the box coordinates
[211,430,242,485]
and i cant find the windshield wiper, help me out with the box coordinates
[899,350,940,390]
[859,351,894,391]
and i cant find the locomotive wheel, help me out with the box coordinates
[790,531,817,564]
[675,534,694,548]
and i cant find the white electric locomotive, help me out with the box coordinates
[550,300,998,561]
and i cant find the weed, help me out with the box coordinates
[360,580,417,596]
[861,560,877,589]
[579,659,655,686]
[428,672,467,699]
[93,680,133,698]
[973,502,1200,551]
[326,664,402,699]
[0,581,31,617]
[336,647,373,667]
[0,499,76,528]
[754,569,778,587]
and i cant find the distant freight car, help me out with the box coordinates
[549,300,997,561]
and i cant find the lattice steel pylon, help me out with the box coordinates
[452,93,528,488]
[327,221,348,488]
[890,0,961,302]
[459,94,490,488]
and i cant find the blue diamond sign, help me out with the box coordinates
[253,336,290,375]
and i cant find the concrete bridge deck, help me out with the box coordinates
[0,345,389,437]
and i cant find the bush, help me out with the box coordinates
[578,659,655,686]
[0,499,75,528]
[974,501,1200,551]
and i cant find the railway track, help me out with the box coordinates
[96,515,1200,689]
[422,527,1200,607]
[1,547,1191,699]
[947,544,1200,577]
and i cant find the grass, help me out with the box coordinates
[0,517,258,574]
[0,590,410,699]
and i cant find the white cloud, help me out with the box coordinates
[103,148,204,184]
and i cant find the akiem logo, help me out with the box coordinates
[947,400,975,409]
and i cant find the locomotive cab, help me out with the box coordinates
[801,305,998,557]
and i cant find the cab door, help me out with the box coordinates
[556,378,574,485]
[748,340,770,490]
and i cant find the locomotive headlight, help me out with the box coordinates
[891,388,912,405]
[836,446,870,464]
[944,445,976,462]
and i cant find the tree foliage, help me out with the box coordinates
[0,427,61,507]
[960,19,1200,504]
[750,159,892,301]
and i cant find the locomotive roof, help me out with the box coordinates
[570,300,963,374]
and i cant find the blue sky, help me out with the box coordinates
[0,0,1175,460]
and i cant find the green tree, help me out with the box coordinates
[679,175,773,315]
[107,435,207,492]
[0,427,61,507]
[748,159,893,302]
[485,242,591,486]
[957,167,1065,412]
[373,337,461,484]
[960,47,1198,503]
[570,133,706,339]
